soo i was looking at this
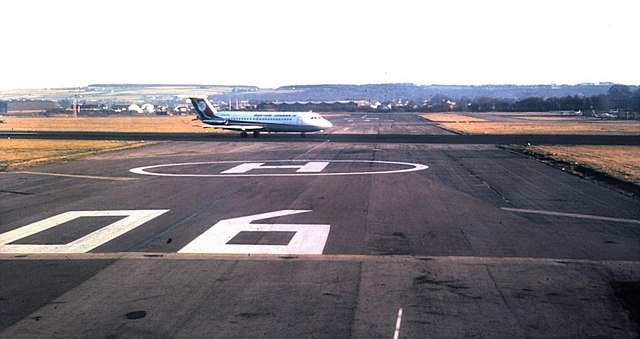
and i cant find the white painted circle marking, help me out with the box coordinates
[130,160,428,177]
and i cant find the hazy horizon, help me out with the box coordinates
[1,0,639,90]
[2,81,637,92]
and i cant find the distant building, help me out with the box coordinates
[172,105,191,115]
[257,101,358,112]
[2,100,61,114]
[141,103,155,114]
[0,101,7,114]
[78,103,107,112]
[110,104,130,113]
[154,105,169,115]
[128,104,143,114]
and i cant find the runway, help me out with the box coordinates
[2,113,639,145]
[1,113,639,337]
[2,131,639,145]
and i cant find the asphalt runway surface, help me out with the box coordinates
[1,113,639,337]
[2,113,639,145]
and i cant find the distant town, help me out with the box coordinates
[1,83,639,119]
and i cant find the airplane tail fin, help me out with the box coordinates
[188,96,218,121]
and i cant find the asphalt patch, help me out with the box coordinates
[226,231,296,246]
[612,281,640,329]
[125,311,147,320]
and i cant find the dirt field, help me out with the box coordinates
[0,139,150,170]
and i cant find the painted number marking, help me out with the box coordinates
[0,210,169,253]
[221,162,329,174]
[179,210,330,255]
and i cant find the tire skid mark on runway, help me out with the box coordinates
[12,170,138,181]
[2,252,638,266]
[501,207,640,225]
[293,140,331,160]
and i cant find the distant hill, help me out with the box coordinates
[2,83,633,104]
[208,83,622,102]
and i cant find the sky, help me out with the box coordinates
[0,0,638,89]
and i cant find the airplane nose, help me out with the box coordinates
[322,119,333,128]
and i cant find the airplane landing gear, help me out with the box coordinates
[253,131,260,137]
[240,131,248,138]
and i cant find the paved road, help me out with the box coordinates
[1,114,639,337]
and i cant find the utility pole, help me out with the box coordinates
[73,88,80,118]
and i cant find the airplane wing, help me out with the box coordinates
[201,125,264,131]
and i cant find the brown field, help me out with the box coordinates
[521,145,640,186]
[0,139,150,170]
[438,120,640,135]
[0,116,203,170]
[0,116,216,133]
[421,113,487,123]
[485,112,573,116]
[513,117,587,121]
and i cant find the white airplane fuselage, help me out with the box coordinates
[188,96,332,136]
[208,111,333,133]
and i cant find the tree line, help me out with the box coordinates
[427,84,640,113]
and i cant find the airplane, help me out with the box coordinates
[187,96,333,137]
[591,110,616,120]
[558,110,582,115]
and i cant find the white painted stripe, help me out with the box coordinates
[501,207,640,225]
[0,210,169,253]
[179,210,330,255]
[220,162,329,174]
[393,308,403,339]
[180,223,331,255]
[295,161,330,173]
[220,163,266,174]
[15,171,137,181]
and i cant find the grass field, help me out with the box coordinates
[440,121,640,135]
[0,139,150,171]
[0,116,215,133]
[421,112,640,135]
[420,113,487,123]
[512,116,587,121]
[0,116,206,170]
[423,112,640,186]
[521,145,640,186]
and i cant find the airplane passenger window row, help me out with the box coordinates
[234,118,292,121]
